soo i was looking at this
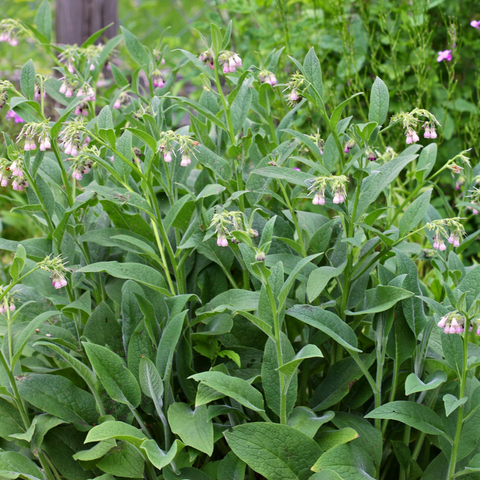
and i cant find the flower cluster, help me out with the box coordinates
[158,130,199,167]
[467,187,480,215]
[284,72,306,107]
[218,51,242,74]
[307,133,325,155]
[472,20,480,31]
[209,210,252,247]
[391,108,441,145]
[152,69,165,88]
[344,139,356,154]
[38,255,69,290]
[83,44,103,71]
[16,122,51,152]
[113,92,130,110]
[74,84,96,116]
[307,175,349,205]
[258,70,277,86]
[59,117,86,156]
[198,50,242,74]
[426,218,465,250]
[0,295,15,314]
[67,147,95,180]
[437,311,470,334]
[0,80,14,109]
[0,19,20,46]
[0,156,28,191]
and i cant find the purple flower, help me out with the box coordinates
[471,20,480,30]
[437,50,452,62]
[5,110,24,123]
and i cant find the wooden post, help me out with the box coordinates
[55,0,118,45]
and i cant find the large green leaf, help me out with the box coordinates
[398,189,432,237]
[0,451,45,480]
[311,444,376,480]
[77,262,171,296]
[345,285,413,316]
[365,401,445,435]
[167,403,213,455]
[224,423,321,480]
[17,374,97,431]
[287,305,360,352]
[190,371,265,412]
[368,77,389,125]
[85,421,146,448]
[83,342,141,407]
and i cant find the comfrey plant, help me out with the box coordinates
[1,5,480,480]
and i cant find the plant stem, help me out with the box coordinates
[265,280,287,424]
[213,59,236,145]
[446,324,469,479]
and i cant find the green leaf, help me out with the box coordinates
[307,261,347,302]
[73,439,116,461]
[20,60,36,101]
[259,82,276,113]
[345,285,414,316]
[399,189,432,237]
[314,427,359,457]
[77,261,171,297]
[277,344,323,377]
[355,149,419,220]
[33,341,97,392]
[190,371,265,412]
[330,93,364,130]
[225,423,321,480]
[287,305,360,352]
[0,398,24,442]
[262,334,297,418]
[83,301,123,354]
[310,444,376,480]
[231,76,253,134]
[9,243,26,283]
[309,353,375,411]
[254,166,314,186]
[83,342,141,407]
[140,439,180,470]
[121,26,150,67]
[97,105,114,130]
[405,370,447,395]
[16,373,97,431]
[196,144,232,181]
[368,77,389,125]
[12,310,61,367]
[156,311,187,378]
[0,452,45,480]
[332,412,383,467]
[34,0,52,42]
[139,357,164,418]
[111,64,130,88]
[97,442,144,478]
[415,143,437,183]
[443,394,468,417]
[278,254,322,308]
[167,403,213,455]
[365,401,445,435]
[303,47,323,101]
[85,421,146,448]
[218,451,246,480]
[211,23,223,55]
[287,408,334,439]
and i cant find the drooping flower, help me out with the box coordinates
[217,232,228,247]
[405,128,420,144]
